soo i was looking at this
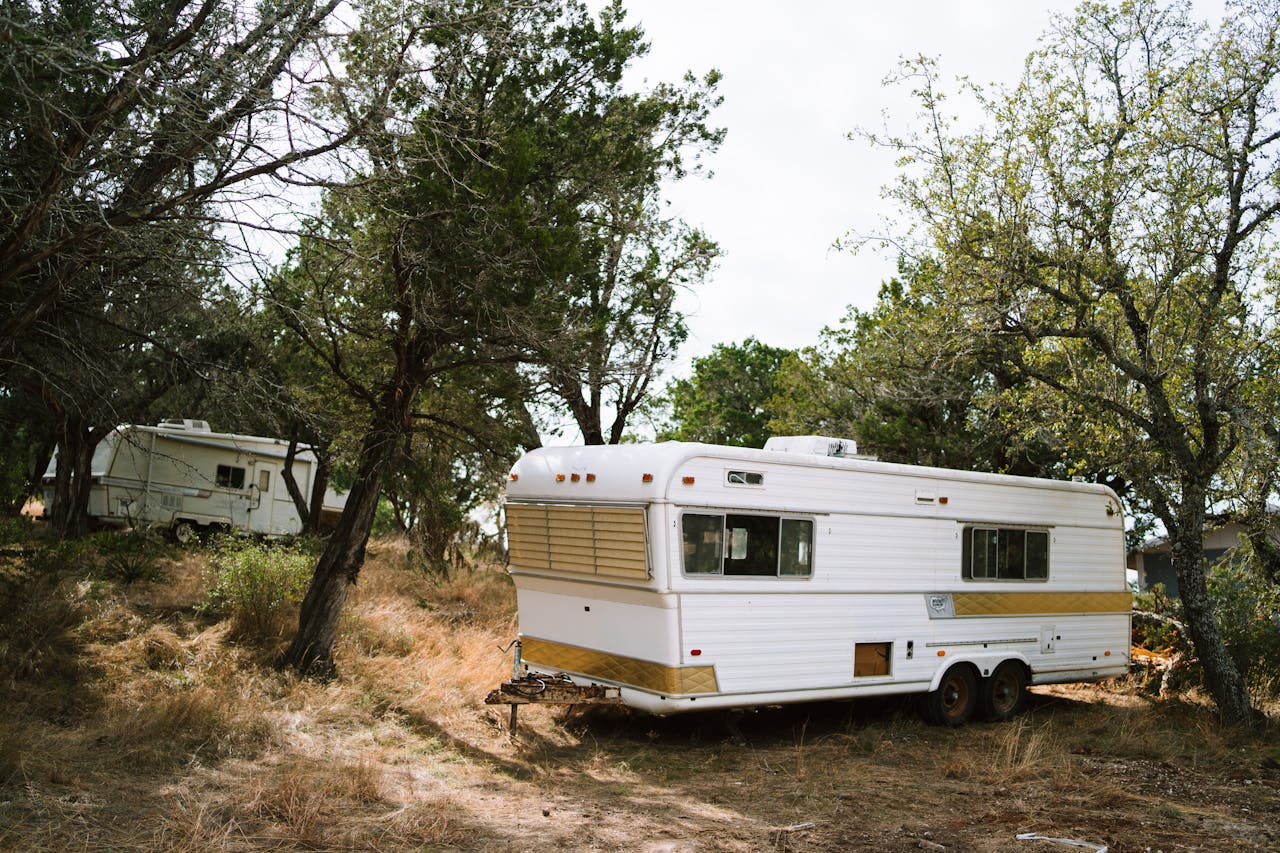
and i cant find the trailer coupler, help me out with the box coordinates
[484,673,622,735]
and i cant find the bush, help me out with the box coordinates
[89,530,166,584]
[198,536,315,640]
[1207,559,1280,702]
[1134,563,1280,702]
[0,515,36,547]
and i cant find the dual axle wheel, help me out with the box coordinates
[919,661,1027,726]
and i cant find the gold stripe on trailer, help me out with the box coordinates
[521,637,719,696]
[951,590,1132,617]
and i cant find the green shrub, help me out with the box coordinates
[88,530,166,584]
[1207,559,1280,701]
[1135,561,1280,702]
[198,536,315,640]
[0,515,36,547]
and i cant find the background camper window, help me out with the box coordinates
[680,513,813,577]
[216,464,246,489]
[963,526,1049,580]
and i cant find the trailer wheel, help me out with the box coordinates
[920,665,977,726]
[172,521,198,544]
[979,661,1027,722]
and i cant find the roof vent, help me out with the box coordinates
[763,435,858,457]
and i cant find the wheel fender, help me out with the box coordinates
[927,653,1030,691]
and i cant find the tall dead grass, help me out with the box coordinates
[9,529,1276,852]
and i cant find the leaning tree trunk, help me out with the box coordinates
[280,438,313,530]
[1168,493,1254,728]
[282,427,394,676]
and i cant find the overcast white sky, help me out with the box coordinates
[613,1,1218,374]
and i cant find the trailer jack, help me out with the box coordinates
[485,640,622,734]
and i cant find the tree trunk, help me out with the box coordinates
[1168,495,1254,728]
[306,452,331,534]
[48,416,97,539]
[280,438,312,528]
[282,428,392,676]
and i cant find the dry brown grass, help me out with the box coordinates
[2,531,1278,852]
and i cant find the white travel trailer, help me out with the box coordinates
[502,437,1131,724]
[43,420,345,541]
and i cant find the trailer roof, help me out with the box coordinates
[504,441,1119,504]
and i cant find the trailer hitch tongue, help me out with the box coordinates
[485,644,622,735]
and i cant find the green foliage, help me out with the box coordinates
[1207,559,1280,701]
[660,337,794,448]
[868,0,1280,725]
[198,537,315,640]
[771,260,1059,473]
[0,515,36,547]
[1132,585,1185,654]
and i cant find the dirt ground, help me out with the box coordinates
[2,536,1278,851]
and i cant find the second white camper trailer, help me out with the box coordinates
[43,420,344,540]
[502,437,1131,724]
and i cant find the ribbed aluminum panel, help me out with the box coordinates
[507,503,648,581]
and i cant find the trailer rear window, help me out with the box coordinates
[962,526,1049,580]
[681,513,813,578]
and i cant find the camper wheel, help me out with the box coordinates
[919,665,977,727]
[172,521,199,544]
[979,661,1028,722]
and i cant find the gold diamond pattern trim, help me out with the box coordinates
[521,637,719,696]
[952,591,1132,617]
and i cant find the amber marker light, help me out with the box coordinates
[682,476,695,485]
[571,473,581,482]
[937,650,946,657]
[508,473,518,481]
[1104,650,1111,656]
[585,473,596,482]
[555,474,566,482]
[642,473,654,483]
[939,496,949,505]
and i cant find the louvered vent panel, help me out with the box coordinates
[505,505,550,571]
[506,504,648,580]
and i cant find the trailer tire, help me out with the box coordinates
[919,665,977,727]
[172,521,199,544]
[979,661,1028,722]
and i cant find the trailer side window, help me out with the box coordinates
[682,514,723,574]
[216,464,245,489]
[724,514,779,575]
[780,519,813,576]
[680,513,813,578]
[963,526,1049,580]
